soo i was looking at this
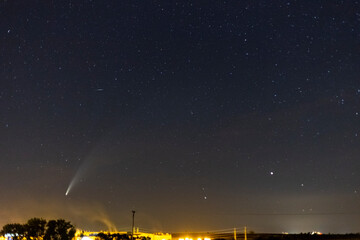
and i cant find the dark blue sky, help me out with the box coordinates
[1,0,360,233]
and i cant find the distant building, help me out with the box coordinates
[76,229,172,240]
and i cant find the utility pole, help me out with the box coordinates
[244,227,247,240]
[234,228,236,240]
[132,210,136,240]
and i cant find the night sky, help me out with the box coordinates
[1,0,360,234]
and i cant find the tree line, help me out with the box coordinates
[0,218,76,240]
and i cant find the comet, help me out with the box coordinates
[65,167,83,196]
[65,127,107,196]
[65,176,76,196]
[65,188,70,196]
[65,154,97,196]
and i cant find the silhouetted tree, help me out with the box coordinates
[44,220,57,240]
[44,219,75,240]
[113,233,130,240]
[24,218,47,240]
[97,232,111,240]
[1,223,25,240]
[56,219,75,240]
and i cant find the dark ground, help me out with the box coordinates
[171,233,360,240]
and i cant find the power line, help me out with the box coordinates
[210,212,360,216]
